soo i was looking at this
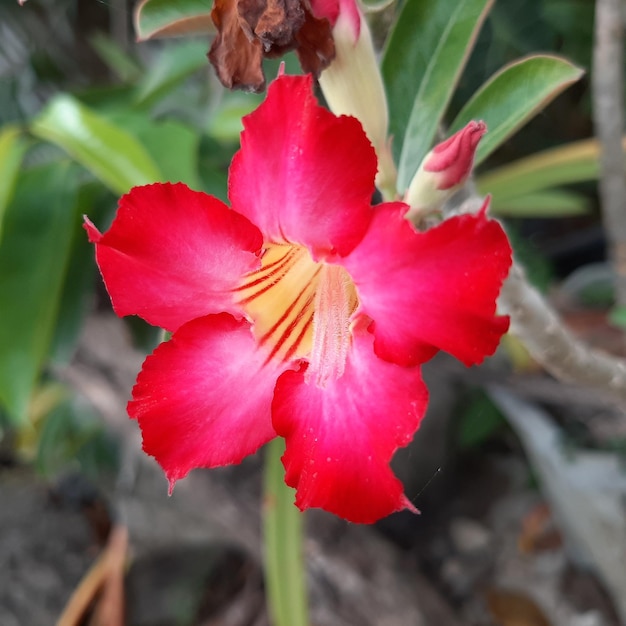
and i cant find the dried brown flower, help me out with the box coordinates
[208,0,335,92]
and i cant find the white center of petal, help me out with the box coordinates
[235,243,358,385]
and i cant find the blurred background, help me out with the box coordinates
[0,0,625,624]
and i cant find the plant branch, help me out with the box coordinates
[456,193,626,407]
[592,0,626,305]
[500,262,626,405]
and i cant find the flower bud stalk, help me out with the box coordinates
[316,0,397,199]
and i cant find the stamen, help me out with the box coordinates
[307,264,355,387]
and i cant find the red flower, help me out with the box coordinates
[85,74,512,524]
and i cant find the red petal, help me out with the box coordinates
[229,74,376,258]
[85,183,263,332]
[343,201,512,367]
[129,314,292,487]
[272,321,425,523]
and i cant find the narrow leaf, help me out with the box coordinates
[382,0,493,191]
[50,183,113,364]
[134,0,214,41]
[135,40,209,107]
[31,95,162,194]
[0,126,27,242]
[490,189,589,218]
[207,92,263,143]
[133,118,202,188]
[478,136,619,200]
[90,32,144,83]
[450,55,584,165]
[0,163,78,423]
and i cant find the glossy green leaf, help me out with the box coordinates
[489,189,589,217]
[50,183,113,364]
[382,0,493,191]
[0,126,27,242]
[450,55,584,165]
[207,92,263,143]
[90,32,143,83]
[135,40,209,107]
[198,136,231,200]
[0,163,78,423]
[477,137,618,200]
[133,118,202,189]
[31,95,162,194]
[134,0,214,41]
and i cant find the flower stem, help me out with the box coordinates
[263,437,310,626]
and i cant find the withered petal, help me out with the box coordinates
[209,0,266,92]
[240,0,305,49]
[210,0,335,90]
[294,4,335,77]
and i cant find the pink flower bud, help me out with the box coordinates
[311,0,361,41]
[405,121,486,220]
[424,121,486,190]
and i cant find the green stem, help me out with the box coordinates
[262,437,310,626]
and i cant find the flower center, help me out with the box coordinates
[235,242,358,385]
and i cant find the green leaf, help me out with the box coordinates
[457,390,505,449]
[36,395,118,478]
[477,137,615,200]
[134,0,214,41]
[489,189,589,218]
[50,183,113,364]
[542,0,594,68]
[382,0,493,191]
[133,118,202,188]
[31,95,162,194]
[90,32,144,83]
[506,225,553,292]
[207,92,263,143]
[135,40,209,107]
[450,55,584,165]
[198,136,231,200]
[0,163,78,423]
[0,126,28,243]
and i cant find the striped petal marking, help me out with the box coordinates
[235,241,358,386]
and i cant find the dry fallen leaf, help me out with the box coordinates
[486,587,553,626]
[518,502,563,554]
